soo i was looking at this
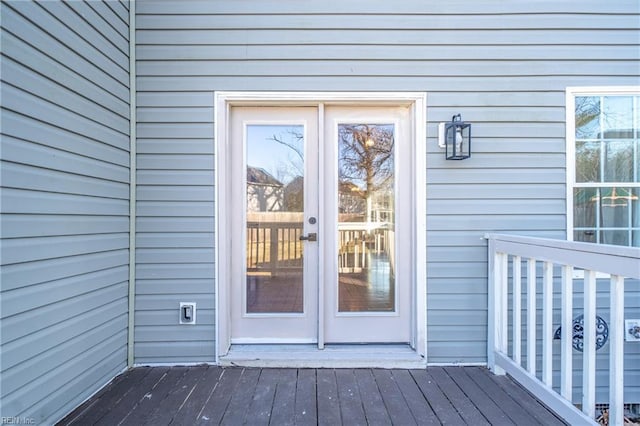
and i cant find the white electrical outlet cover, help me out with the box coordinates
[179,302,197,325]
[625,319,640,342]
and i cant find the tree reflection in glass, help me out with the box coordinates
[337,124,396,312]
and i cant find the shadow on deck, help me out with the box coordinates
[57,366,566,425]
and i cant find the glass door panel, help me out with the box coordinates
[337,123,396,312]
[245,125,305,313]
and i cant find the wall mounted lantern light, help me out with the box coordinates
[438,114,471,160]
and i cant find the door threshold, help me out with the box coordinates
[218,344,426,369]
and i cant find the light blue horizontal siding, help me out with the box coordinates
[2,2,128,101]
[2,110,129,166]
[133,2,640,406]
[137,60,639,77]
[137,29,638,46]
[137,13,640,30]
[1,32,129,118]
[134,92,216,363]
[138,76,640,93]
[0,1,130,424]
[136,1,638,15]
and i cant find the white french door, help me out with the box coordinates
[227,102,417,346]
[322,106,412,343]
[230,107,319,342]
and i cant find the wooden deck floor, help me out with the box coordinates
[57,366,566,425]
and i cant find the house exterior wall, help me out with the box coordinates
[0,1,130,422]
[134,0,640,400]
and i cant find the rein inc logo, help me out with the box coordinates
[1,418,35,425]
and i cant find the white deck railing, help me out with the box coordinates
[486,234,640,425]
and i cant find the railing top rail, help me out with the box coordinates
[485,233,640,279]
[247,221,303,227]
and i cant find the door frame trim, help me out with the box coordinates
[214,91,427,363]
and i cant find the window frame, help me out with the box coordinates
[566,86,640,246]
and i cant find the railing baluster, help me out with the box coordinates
[487,239,498,373]
[286,227,290,261]
[609,274,625,426]
[253,227,258,266]
[270,225,278,276]
[582,270,596,419]
[527,258,537,376]
[500,253,508,357]
[513,255,522,365]
[560,265,573,401]
[497,252,508,372]
[262,227,267,265]
[354,242,359,270]
[542,261,553,386]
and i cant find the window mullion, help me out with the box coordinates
[599,95,605,184]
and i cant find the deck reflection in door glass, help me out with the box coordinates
[245,125,305,313]
[337,124,395,312]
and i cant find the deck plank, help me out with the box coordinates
[372,369,417,425]
[316,369,341,426]
[335,369,367,425]
[445,366,515,426]
[221,368,261,426]
[392,369,440,425]
[353,369,392,426]
[488,369,567,426]
[246,368,280,425]
[197,367,244,425]
[171,366,224,426]
[118,366,189,425]
[411,370,464,424]
[60,367,132,425]
[270,368,298,426]
[94,367,170,426]
[465,367,544,425]
[56,366,567,426]
[428,367,491,425]
[410,369,466,424]
[66,367,151,425]
[294,369,318,426]
[143,367,205,425]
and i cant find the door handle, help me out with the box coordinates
[299,232,317,242]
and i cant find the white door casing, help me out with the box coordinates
[215,92,427,361]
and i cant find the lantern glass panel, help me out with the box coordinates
[445,122,471,160]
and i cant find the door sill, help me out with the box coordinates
[218,344,426,369]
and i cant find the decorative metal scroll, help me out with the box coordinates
[553,314,609,352]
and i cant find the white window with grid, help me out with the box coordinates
[566,87,640,247]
